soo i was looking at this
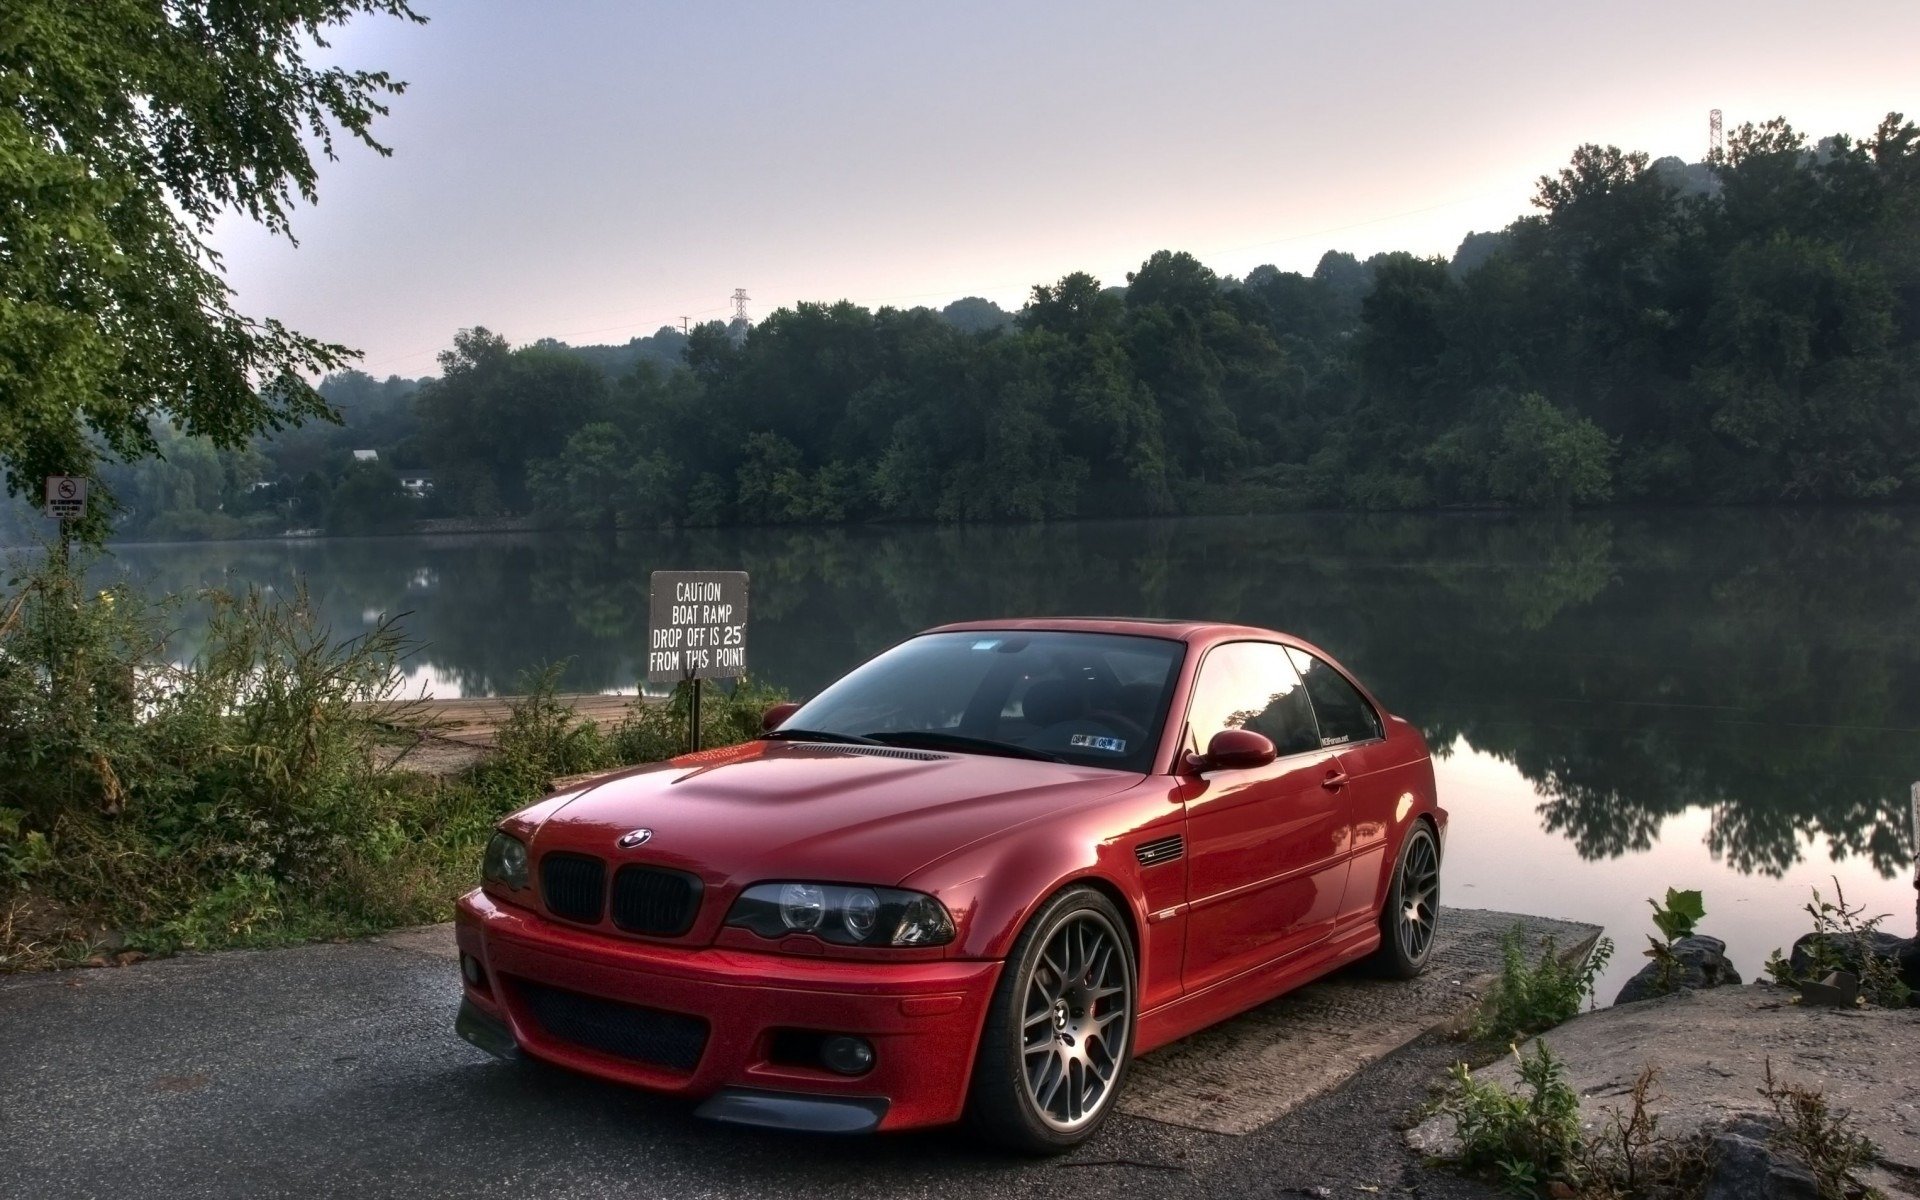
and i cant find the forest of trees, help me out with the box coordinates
[8,112,1914,543]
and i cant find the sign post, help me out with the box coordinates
[647,570,749,753]
[43,475,86,567]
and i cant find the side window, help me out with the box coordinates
[1185,642,1321,757]
[1286,648,1383,746]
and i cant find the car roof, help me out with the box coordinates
[922,616,1292,644]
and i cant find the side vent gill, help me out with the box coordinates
[1134,834,1184,868]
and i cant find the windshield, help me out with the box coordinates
[779,630,1185,773]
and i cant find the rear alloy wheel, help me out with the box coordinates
[967,887,1136,1153]
[1369,821,1440,979]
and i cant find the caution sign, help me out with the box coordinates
[647,570,748,682]
[44,475,87,520]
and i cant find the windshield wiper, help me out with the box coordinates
[863,730,1066,764]
[762,727,888,747]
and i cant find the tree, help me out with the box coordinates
[326,459,407,535]
[0,0,425,538]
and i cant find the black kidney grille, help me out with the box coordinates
[540,853,606,924]
[517,981,708,1072]
[611,866,703,936]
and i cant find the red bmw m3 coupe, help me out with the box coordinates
[454,618,1445,1152]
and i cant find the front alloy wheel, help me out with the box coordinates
[1369,821,1440,978]
[968,887,1137,1152]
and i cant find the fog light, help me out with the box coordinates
[820,1035,875,1076]
[461,954,485,987]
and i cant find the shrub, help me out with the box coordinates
[1643,887,1707,997]
[0,551,789,969]
[1760,1059,1882,1200]
[606,676,789,765]
[1474,925,1615,1044]
[1442,1042,1585,1195]
[1764,878,1912,1009]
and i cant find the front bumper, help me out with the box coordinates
[454,889,1001,1132]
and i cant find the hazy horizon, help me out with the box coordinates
[209,0,1920,378]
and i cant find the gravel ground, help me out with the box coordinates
[0,938,1502,1200]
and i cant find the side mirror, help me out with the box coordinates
[761,701,801,733]
[1188,728,1276,773]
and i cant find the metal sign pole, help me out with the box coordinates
[1911,780,1918,936]
[689,676,703,755]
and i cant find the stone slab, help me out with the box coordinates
[1406,984,1920,1186]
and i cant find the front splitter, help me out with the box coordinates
[694,1087,890,1134]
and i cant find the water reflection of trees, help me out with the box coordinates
[102,509,1920,878]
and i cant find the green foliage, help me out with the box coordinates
[326,460,408,535]
[1442,1043,1585,1196]
[0,551,788,968]
[21,109,1918,542]
[1642,887,1708,997]
[1647,888,1705,943]
[1475,926,1616,1043]
[1760,1060,1883,1200]
[0,0,423,539]
[605,677,791,765]
[480,664,616,792]
[1764,879,1913,1009]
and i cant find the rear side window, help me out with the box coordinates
[1286,647,1383,746]
[1185,642,1321,757]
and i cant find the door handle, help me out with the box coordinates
[1321,769,1348,791]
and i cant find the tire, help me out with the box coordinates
[1367,820,1441,979]
[966,886,1138,1154]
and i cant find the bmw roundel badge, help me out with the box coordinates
[616,828,653,850]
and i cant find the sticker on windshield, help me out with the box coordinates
[970,639,1002,650]
[1069,734,1128,753]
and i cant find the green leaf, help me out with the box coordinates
[1664,888,1706,923]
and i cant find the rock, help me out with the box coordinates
[1703,1121,1820,1200]
[1615,934,1743,1004]
[1796,970,1859,1008]
[1788,930,1920,993]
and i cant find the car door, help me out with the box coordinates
[1179,641,1354,994]
[1285,646,1396,924]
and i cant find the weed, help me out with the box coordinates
[1643,888,1706,997]
[0,551,789,968]
[1474,925,1616,1044]
[1764,878,1912,1009]
[1760,1059,1882,1200]
[1577,1066,1712,1199]
[1443,1042,1585,1195]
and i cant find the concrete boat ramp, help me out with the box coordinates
[0,907,1598,1198]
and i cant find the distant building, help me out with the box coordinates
[352,449,379,463]
[399,470,434,497]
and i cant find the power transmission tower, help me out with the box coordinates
[1709,109,1723,162]
[730,289,751,323]
[679,316,689,335]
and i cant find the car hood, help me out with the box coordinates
[529,739,1137,887]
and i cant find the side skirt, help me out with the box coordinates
[1133,918,1380,1055]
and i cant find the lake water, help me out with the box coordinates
[90,509,1920,1002]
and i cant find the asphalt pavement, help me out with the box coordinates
[0,932,1507,1200]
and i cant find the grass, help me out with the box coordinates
[0,550,783,970]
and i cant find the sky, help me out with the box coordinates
[210,0,1920,381]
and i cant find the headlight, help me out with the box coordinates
[727,882,955,947]
[482,831,529,890]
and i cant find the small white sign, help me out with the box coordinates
[44,475,86,520]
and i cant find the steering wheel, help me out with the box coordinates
[1084,708,1149,746]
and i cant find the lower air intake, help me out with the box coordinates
[517,981,709,1071]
